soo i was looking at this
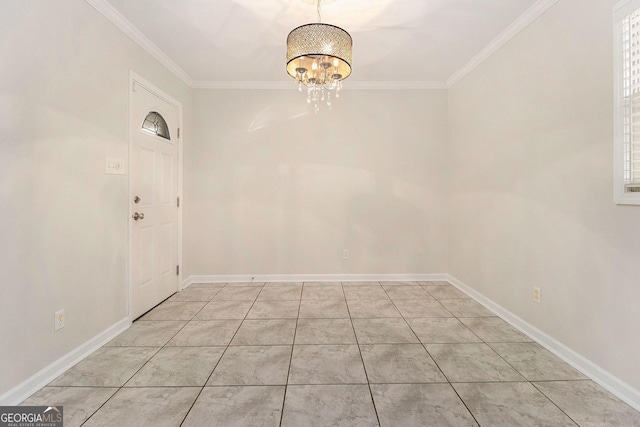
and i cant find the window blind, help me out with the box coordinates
[623,8,640,190]
[631,94,640,190]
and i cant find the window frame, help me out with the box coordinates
[614,0,640,205]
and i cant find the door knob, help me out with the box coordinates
[132,212,145,221]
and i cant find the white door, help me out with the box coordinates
[130,79,180,319]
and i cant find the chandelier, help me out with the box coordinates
[286,0,352,111]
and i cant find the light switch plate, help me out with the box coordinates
[105,157,125,175]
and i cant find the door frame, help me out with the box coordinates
[127,71,183,320]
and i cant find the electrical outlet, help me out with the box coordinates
[55,309,65,331]
[533,287,541,304]
[105,157,125,175]
[342,249,349,260]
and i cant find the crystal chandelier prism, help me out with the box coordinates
[286,0,352,111]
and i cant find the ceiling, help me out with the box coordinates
[95,0,550,87]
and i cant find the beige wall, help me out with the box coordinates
[0,0,190,395]
[184,89,449,276]
[448,0,640,390]
[3,0,640,404]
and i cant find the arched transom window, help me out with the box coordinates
[141,111,170,140]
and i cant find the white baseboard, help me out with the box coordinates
[447,274,640,412]
[182,273,449,289]
[0,317,131,406]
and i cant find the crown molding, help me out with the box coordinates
[86,0,446,91]
[192,80,448,90]
[347,81,448,90]
[192,81,294,90]
[85,0,194,87]
[446,0,559,87]
[88,0,555,91]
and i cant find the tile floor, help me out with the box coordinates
[21,281,640,426]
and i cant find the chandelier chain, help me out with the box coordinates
[317,0,322,23]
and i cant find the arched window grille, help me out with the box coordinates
[141,111,170,140]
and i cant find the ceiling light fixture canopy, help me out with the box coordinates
[286,0,352,111]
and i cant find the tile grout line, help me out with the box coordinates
[342,281,383,427]
[529,382,581,426]
[178,282,265,426]
[415,281,580,426]
[79,291,210,425]
[462,315,582,425]
[80,286,227,426]
[175,282,239,426]
[278,282,304,427]
[484,342,582,426]
[47,378,588,389]
[385,281,484,427]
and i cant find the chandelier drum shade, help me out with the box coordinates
[286,23,352,83]
[286,1,352,111]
